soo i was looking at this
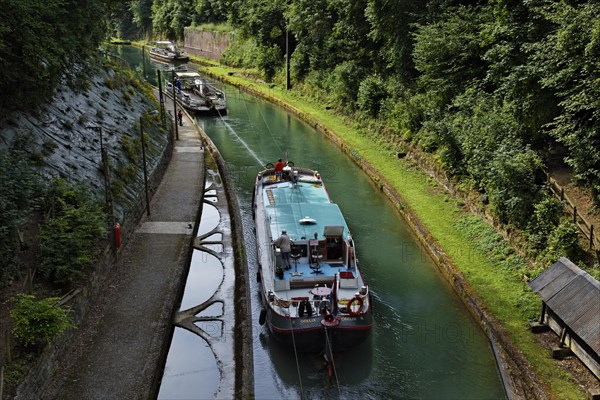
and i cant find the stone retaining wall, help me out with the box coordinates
[184,29,231,61]
[15,123,175,400]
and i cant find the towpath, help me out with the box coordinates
[36,107,205,399]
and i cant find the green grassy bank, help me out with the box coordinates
[188,59,585,398]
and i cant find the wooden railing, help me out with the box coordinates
[545,174,600,254]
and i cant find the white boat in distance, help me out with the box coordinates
[165,71,226,115]
[149,40,189,62]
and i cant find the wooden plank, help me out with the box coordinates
[529,258,578,300]
[547,279,600,355]
[572,300,600,352]
[550,281,597,325]
[532,259,600,356]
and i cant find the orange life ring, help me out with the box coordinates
[347,295,364,316]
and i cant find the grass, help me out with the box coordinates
[191,58,587,398]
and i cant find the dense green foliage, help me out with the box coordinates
[126,0,229,39]
[38,179,106,287]
[126,0,600,262]
[0,157,107,289]
[133,1,600,212]
[9,294,74,349]
[0,0,121,116]
[0,138,42,287]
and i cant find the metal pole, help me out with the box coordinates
[573,206,577,224]
[590,225,594,250]
[172,70,179,141]
[142,45,147,79]
[96,127,116,253]
[157,70,165,126]
[285,29,290,90]
[140,117,151,216]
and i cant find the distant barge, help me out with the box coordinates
[149,41,189,63]
[165,71,226,115]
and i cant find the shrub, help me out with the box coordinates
[9,294,74,349]
[544,222,583,262]
[357,74,388,117]
[220,35,261,69]
[526,196,563,248]
[486,148,544,228]
[257,44,283,82]
[328,61,364,113]
[38,179,106,287]
[0,138,42,287]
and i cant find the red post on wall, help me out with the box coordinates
[114,223,122,248]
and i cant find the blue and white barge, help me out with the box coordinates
[254,165,373,353]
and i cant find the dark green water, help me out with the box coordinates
[116,45,506,399]
[197,90,507,399]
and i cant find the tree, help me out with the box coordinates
[0,0,118,116]
[532,1,600,205]
[412,5,488,107]
[130,0,154,36]
[365,0,425,82]
[151,0,195,39]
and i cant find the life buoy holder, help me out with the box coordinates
[347,295,364,316]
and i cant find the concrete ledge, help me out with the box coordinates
[588,388,600,400]
[551,346,573,359]
[529,322,550,333]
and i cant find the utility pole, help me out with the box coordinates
[285,29,291,90]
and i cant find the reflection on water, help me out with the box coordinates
[197,204,220,236]
[179,251,223,311]
[197,302,223,317]
[194,320,223,338]
[157,328,219,400]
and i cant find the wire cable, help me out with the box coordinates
[324,326,342,396]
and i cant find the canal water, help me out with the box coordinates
[197,92,507,398]
[116,45,506,399]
